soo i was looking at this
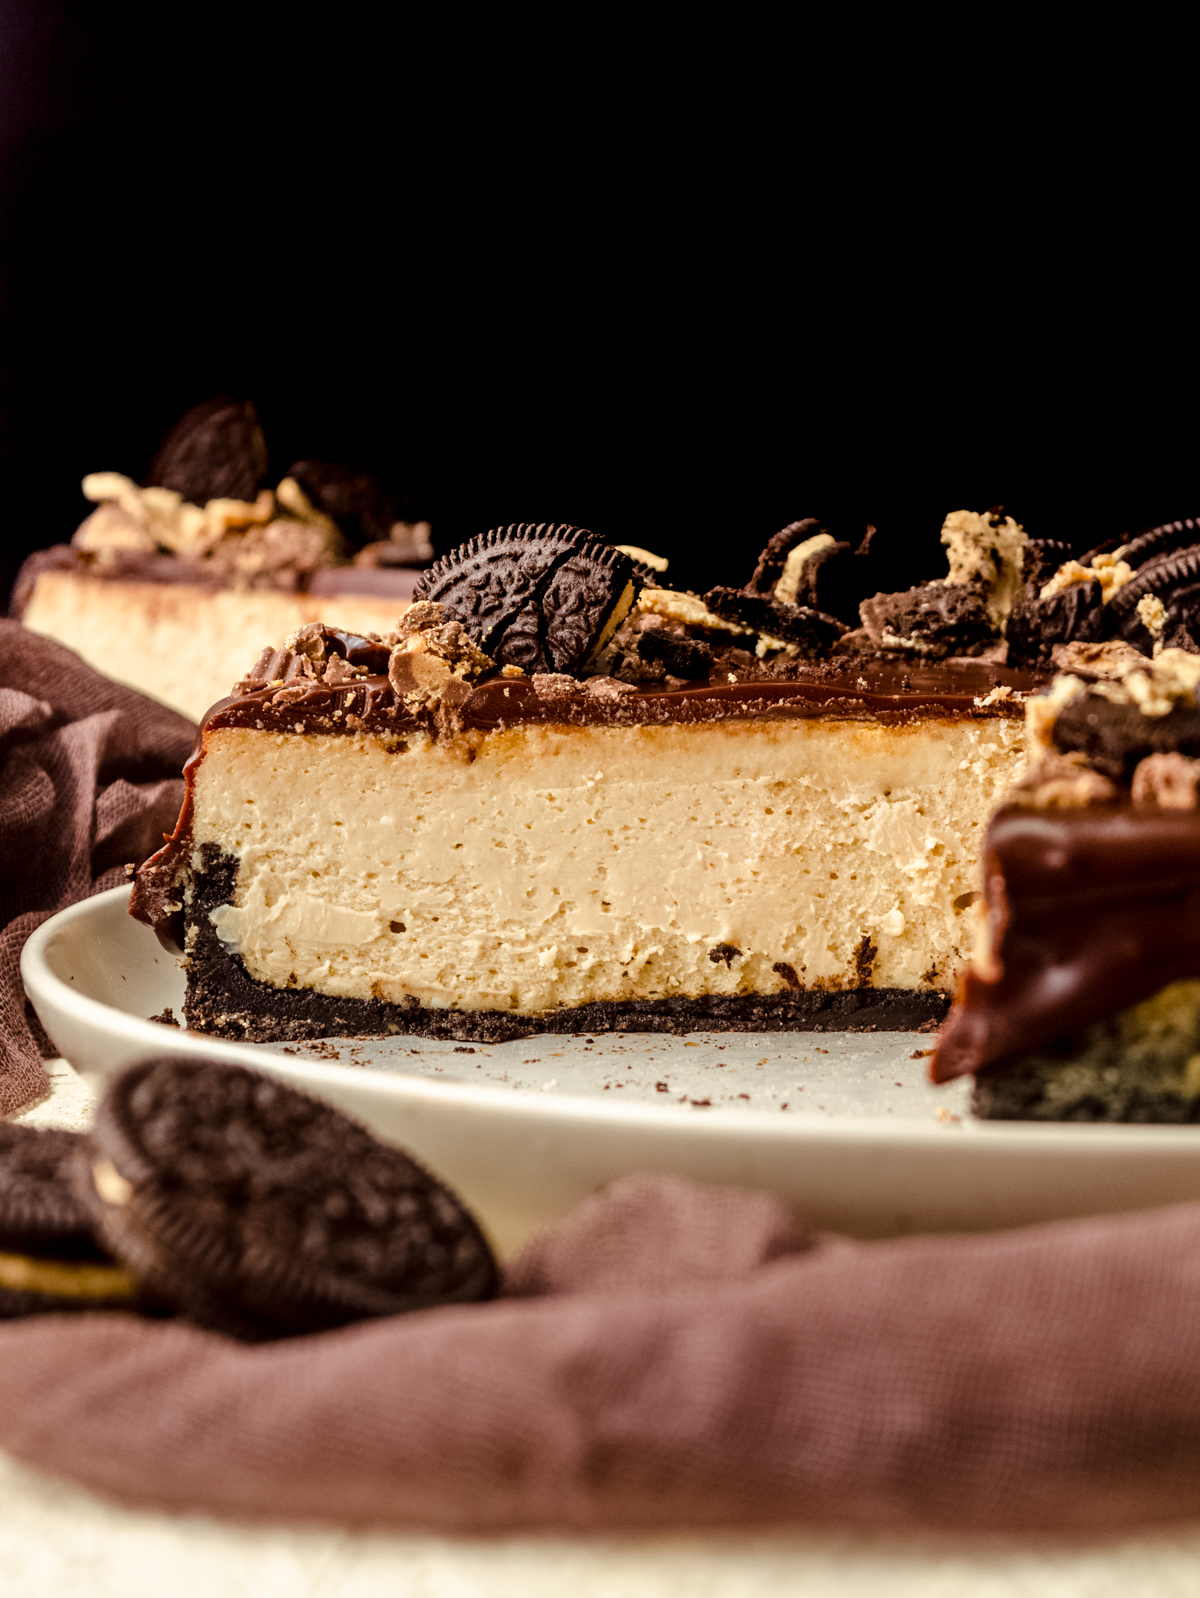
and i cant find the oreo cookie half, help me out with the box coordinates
[0,1122,137,1318]
[78,1059,499,1341]
[413,524,638,675]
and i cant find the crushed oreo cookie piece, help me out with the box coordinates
[78,1058,499,1341]
[286,460,428,557]
[1107,544,1200,649]
[708,943,742,967]
[414,525,639,676]
[144,396,268,505]
[1051,695,1200,781]
[704,587,847,651]
[859,582,995,658]
[636,628,713,679]
[1007,576,1105,664]
[747,520,827,596]
[1020,539,1074,588]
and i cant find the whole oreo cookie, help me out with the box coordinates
[144,396,269,505]
[414,525,638,675]
[0,1123,137,1319]
[77,1059,499,1341]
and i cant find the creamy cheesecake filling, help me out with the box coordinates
[22,572,410,722]
[190,714,1023,1015]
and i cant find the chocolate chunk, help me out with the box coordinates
[853,935,878,983]
[859,582,995,658]
[747,519,826,596]
[414,525,637,676]
[1006,578,1105,665]
[708,944,741,966]
[704,587,847,652]
[144,397,268,505]
[1052,695,1200,780]
[636,629,713,679]
[78,1058,499,1341]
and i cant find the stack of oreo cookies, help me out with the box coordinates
[1,1062,497,1338]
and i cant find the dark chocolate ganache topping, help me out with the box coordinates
[199,655,1040,739]
[933,804,1200,1082]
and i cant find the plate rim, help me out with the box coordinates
[22,885,1200,1156]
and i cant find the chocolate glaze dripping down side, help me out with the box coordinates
[933,806,1200,1083]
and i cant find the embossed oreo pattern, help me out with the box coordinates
[1109,544,1200,641]
[413,524,635,674]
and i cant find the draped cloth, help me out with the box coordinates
[0,621,193,1114]
[3,1174,1200,1535]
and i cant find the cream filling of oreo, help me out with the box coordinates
[584,579,638,668]
[193,714,1024,1014]
[773,533,835,607]
[0,1249,136,1300]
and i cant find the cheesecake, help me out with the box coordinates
[12,398,432,722]
[132,518,1045,1043]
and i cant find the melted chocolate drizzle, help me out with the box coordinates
[933,805,1200,1082]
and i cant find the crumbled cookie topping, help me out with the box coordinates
[1007,750,1118,809]
[76,471,345,580]
[940,508,1029,631]
[1131,751,1200,809]
[385,602,495,709]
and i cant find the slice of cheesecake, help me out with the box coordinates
[132,593,1034,1043]
[12,398,432,723]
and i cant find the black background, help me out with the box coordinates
[1,6,1194,610]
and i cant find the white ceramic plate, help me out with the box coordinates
[22,886,1200,1257]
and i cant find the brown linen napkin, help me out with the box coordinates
[0,621,194,1114]
[3,1172,1200,1535]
